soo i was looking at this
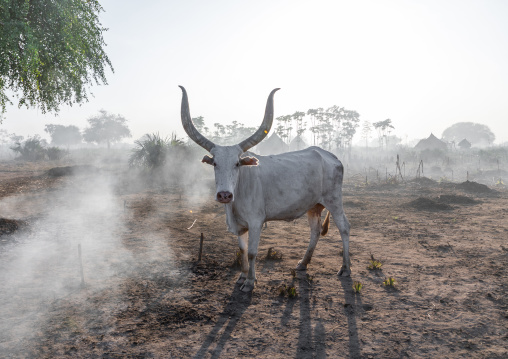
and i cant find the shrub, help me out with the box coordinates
[129,133,171,169]
[11,137,48,161]
[46,146,67,160]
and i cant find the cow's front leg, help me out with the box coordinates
[241,224,262,292]
[236,232,249,285]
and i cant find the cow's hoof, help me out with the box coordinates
[295,261,307,271]
[338,266,351,277]
[236,273,247,285]
[240,279,255,292]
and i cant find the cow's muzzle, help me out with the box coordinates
[217,191,233,203]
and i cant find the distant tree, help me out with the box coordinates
[441,122,495,146]
[212,123,225,145]
[0,0,113,115]
[361,121,372,149]
[83,110,131,148]
[307,108,320,145]
[0,129,23,145]
[44,124,82,147]
[342,110,360,151]
[275,115,293,144]
[373,119,394,149]
[192,116,205,133]
[291,111,306,138]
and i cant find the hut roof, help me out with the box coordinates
[458,138,471,149]
[256,132,289,155]
[414,133,448,151]
[289,135,308,151]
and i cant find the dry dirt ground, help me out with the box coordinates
[0,160,507,358]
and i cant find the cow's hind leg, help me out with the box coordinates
[240,224,262,292]
[236,232,249,285]
[296,204,324,271]
[326,202,351,276]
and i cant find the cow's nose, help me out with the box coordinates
[217,191,233,203]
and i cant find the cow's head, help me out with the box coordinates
[179,86,279,204]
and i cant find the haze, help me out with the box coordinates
[2,0,508,144]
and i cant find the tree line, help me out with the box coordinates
[275,106,361,152]
[43,110,131,149]
[189,104,367,153]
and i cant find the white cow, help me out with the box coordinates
[179,86,351,292]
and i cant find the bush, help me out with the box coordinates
[129,132,189,171]
[129,133,171,169]
[46,147,67,160]
[11,137,47,161]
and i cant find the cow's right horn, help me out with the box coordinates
[179,86,215,152]
[238,88,280,152]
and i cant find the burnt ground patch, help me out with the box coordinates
[436,194,479,205]
[407,197,453,211]
[47,165,99,177]
[456,180,495,195]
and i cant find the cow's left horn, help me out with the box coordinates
[238,88,280,152]
[179,86,215,152]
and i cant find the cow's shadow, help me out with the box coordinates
[194,273,361,359]
[294,273,327,358]
[193,284,252,359]
[286,273,361,358]
[339,275,362,358]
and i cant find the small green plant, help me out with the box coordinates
[232,250,242,268]
[383,277,397,287]
[266,247,283,260]
[438,176,450,183]
[287,285,297,298]
[352,281,363,293]
[278,284,297,298]
[367,255,383,270]
[495,178,504,186]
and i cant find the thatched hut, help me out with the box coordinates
[458,138,471,149]
[256,133,289,155]
[414,133,447,151]
[289,135,308,151]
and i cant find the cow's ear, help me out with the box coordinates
[202,155,214,165]
[239,156,259,166]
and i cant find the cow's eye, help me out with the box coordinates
[213,162,217,167]
[236,162,240,167]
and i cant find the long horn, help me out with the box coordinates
[238,88,280,152]
[179,86,215,152]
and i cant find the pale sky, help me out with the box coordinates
[3,0,508,144]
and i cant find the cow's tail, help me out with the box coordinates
[321,210,331,236]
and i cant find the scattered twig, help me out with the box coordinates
[187,219,197,230]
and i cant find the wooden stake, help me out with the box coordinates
[78,244,85,288]
[198,233,204,262]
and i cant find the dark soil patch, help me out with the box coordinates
[47,165,98,177]
[456,180,493,194]
[436,194,478,205]
[0,218,26,236]
[408,197,453,211]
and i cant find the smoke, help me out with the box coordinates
[0,171,135,354]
